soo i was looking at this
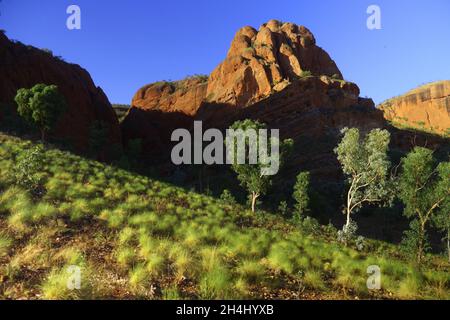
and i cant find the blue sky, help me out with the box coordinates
[1,0,449,104]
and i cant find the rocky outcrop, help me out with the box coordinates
[124,21,354,158]
[206,20,342,107]
[0,32,121,151]
[132,77,208,116]
[123,77,208,159]
[123,20,448,173]
[129,20,343,117]
[379,81,450,136]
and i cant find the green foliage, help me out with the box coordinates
[199,264,232,299]
[299,70,313,78]
[0,233,13,257]
[335,128,393,228]
[401,219,430,259]
[277,200,289,217]
[337,219,358,246]
[300,216,320,235]
[41,263,92,300]
[13,144,45,194]
[14,84,67,141]
[292,172,310,220]
[220,189,236,205]
[227,119,293,212]
[398,147,449,263]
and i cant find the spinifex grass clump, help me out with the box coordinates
[0,133,448,300]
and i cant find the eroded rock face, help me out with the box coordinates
[132,77,208,116]
[379,81,450,136]
[123,20,448,176]
[207,20,343,107]
[129,20,343,117]
[124,21,350,158]
[0,32,121,151]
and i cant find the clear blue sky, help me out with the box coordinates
[1,0,449,104]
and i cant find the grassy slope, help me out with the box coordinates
[0,133,448,300]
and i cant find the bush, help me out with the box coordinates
[301,217,320,235]
[401,219,430,260]
[13,145,45,194]
[220,189,236,205]
[299,70,313,78]
[292,172,310,220]
[337,219,358,246]
[278,201,289,217]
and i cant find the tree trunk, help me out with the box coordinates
[345,205,351,228]
[251,193,259,213]
[40,129,46,142]
[417,222,426,264]
[345,188,352,228]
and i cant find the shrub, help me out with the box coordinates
[303,270,325,290]
[220,189,236,205]
[199,265,232,299]
[278,201,289,217]
[162,286,182,300]
[299,70,312,77]
[129,264,150,291]
[13,145,45,194]
[337,219,358,246]
[236,260,266,282]
[146,253,165,278]
[292,172,310,220]
[41,264,92,300]
[0,233,13,257]
[116,247,136,268]
[300,216,320,235]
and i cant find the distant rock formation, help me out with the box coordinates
[0,32,121,151]
[379,81,450,136]
[207,20,342,107]
[123,20,448,175]
[123,21,380,160]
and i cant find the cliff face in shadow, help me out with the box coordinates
[0,32,121,151]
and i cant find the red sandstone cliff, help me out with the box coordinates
[0,32,121,151]
[379,81,450,137]
[122,20,448,172]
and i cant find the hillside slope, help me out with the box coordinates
[0,133,448,300]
